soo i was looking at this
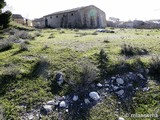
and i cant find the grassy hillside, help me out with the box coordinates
[0,25,160,119]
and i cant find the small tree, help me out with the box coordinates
[0,0,12,29]
[97,49,109,79]
[0,10,12,28]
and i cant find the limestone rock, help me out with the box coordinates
[73,95,79,101]
[59,101,66,108]
[116,90,124,96]
[116,78,124,84]
[89,92,100,101]
[118,117,125,120]
[84,99,90,104]
[97,83,103,87]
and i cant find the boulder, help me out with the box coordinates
[89,92,100,101]
[73,95,79,101]
[116,78,124,84]
[97,83,103,87]
[59,101,66,108]
[41,105,53,115]
[47,100,55,105]
[118,117,125,120]
[115,90,124,96]
[143,87,150,92]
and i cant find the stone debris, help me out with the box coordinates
[59,101,66,108]
[73,95,79,101]
[118,117,125,120]
[116,78,124,84]
[47,100,55,105]
[97,83,103,87]
[89,92,100,101]
[143,87,150,92]
[41,105,53,115]
[116,90,124,96]
[84,98,90,104]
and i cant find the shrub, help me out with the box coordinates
[97,49,109,78]
[74,29,79,32]
[0,40,13,52]
[59,31,65,34]
[121,44,148,56]
[34,32,41,37]
[92,31,98,35]
[48,34,55,39]
[15,30,34,39]
[19,43,28,51]
[149,55,160,77]
[0,11,12,29]
[103,39,110,43]
[42,45,49,50]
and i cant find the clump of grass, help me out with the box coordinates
[34,32,42,37]
[0,40,13,52]
[42,45,49,50]
[59,31,65,34]
[121,44,148,56]
[74,29,79,32]
[103,39,110,43]
[23,40,30,44]
[149,55,160,78]
[48,33,55,39]
[15,30,34,39]
[92,31,98,35]
[19,43,28,51]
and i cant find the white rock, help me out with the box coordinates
[73,95,79,101]
[116,78,124,84]
[143,87,150,92]
[28,114,34,120]
[59,101,66,108]
[106,88,109,91]
[105,84,109,87]
[118,117,125,120]
[47,100,55,105]
[65,109,69,112]
[97,83,103,87]
[89,92,100,101]
[111,77,116,80]
[137,74,144,79]
[84,99,90,104]
[43,105,53,113]
[113,86,119,90]
[116,90,124,96]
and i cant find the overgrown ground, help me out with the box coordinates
[0,24,160,119]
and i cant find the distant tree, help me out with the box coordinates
[0,0,12,29]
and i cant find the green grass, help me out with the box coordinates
[0,26,160,119]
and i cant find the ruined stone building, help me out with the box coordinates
[33,5,106,28]
[12,14,24,25]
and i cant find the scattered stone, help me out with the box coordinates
[143,87,150,92]
[111,77,116,80]
[59,101,66,108]
[55,73,64,85]
[97,83,103,87]
[28,113,34,120]
[41,105,53,115]
[89,92,100,101]
[116,90,124,96]
[113,86,119,90]
[137,74,145,79]
[65,109,69,112]
[73,95,79,101]
[96,29,106,32]
[84,99,90,104]
[116,78,124,84]
[106,88,109,91]
[47,100,55,105]
[105,84,109,87]
[118,117,125,120]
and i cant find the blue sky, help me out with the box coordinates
[3,0,160,21]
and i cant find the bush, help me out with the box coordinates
[92,31,98,35]
[34,32,42,37]
[15,30,34,39]
[48,34,55,39]
[19,43,28,51]
[149,56,160,77]
[121,44,148,56]
[0,40,13,52]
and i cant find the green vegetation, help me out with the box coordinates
[0,25,160,119]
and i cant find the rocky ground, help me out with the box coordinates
[21,68,149,120]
